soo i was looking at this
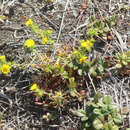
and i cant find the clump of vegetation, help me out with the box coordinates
[73,93,123,130]
[25,18,54,45]
[0,0,129,128]
[115,51,130,68]
[88,14,119,39]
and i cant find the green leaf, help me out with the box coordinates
[103,27,110,32]
[68,63,73,68]
[105,122,119,130]
[74,109,86,117]
[104,123,109,130]
[110,104,120,113]
[109,124,119,130]
[0,15,6,20]
[68,77,77,89]
[81,116,88,121]
[85,122,91,128]
[30,25,39,33]
[122,61,128,66]
[113,116,122,125]
[98,65,104,72]
[103,95,112,105]
[115,64,122,68]
[111,21,115,26]
[94,109,101,115]
[94,92,101,103]
[93,118,104,129]
[73,65,78,70]
[78,69,82,75]
[70,89,77,97]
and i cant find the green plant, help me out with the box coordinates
[88,17,110,38]
[30,83,45,97]
[88,14,119,39]
[49,90,65,107]
[87,57,108,77]
[115,51,130,68]
[25,18,54,45]
[106,14,119,27]
[73,93,122,130]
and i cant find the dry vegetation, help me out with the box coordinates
[0,0,129,130]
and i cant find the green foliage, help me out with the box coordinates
[25,18,54,45]
[89,17,110,38]
[115,51,130,68]
[30,83,45,97]
[49,91,65,107]
[88,14,119,38]
[73,93,122,130]
[88,57,108,77]
[106,14,119,27]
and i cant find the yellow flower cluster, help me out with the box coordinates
[41,37,48,44]
[80,40,93,51]
[40,30,54,45]
[1,64,10,74]
[25,19,33,26]
[24,39,35,49]
[79,56,88,64]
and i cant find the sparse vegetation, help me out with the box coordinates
[0,0,129,129]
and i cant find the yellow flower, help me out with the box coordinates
[80,40,93,51]
[1,64,10,74]
[81,42,86,48]
[41,37,48,44]
[79,56,88,64]
[47,30,52,34]
[24,39,35,48]
[30,83,38,91]
[81,40,93,48]
[86,40,93,47]
[25,19,33,26]
[0,55,6,63]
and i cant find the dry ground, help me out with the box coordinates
[0,0,129,130]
